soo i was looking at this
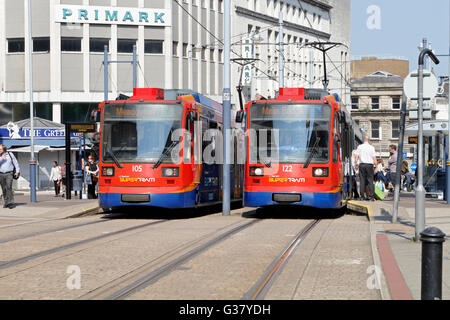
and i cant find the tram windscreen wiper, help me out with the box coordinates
[303,137,321,169]
[152,140,179,169]
[106,148,124,169]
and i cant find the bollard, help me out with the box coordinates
[420,226,446,300]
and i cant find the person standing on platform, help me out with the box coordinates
[355,135,377,201]
[0,144,20,209]
[49,161,61,197]
[387,145,398,191]
[85,155,99,199]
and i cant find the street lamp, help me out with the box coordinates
[188,45,204,91]
[415,48,440,241]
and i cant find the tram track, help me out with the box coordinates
[242,219,321,300]
[81,219,260,300]
[0,219,109,244]
[0,220,168,272]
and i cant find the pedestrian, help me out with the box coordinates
[85,154,99,199]
[354,135,377,201]
[49,161,61,197]
[401,159,413,191]
[60,162,66,197]
[0,144,20,209]
[351,150,360,199]
[387,144,398,191]
[375,159,387,184]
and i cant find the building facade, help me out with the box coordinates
[0,0,350,127]
[233,0,351,108]
[350,71,415,163]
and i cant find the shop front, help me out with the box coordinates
[0,118,90,190]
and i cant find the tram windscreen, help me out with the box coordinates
[249,104,331,164]
[102,103,183,163]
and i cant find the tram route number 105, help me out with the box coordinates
[132,165,143,172]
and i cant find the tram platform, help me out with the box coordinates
[350,193,450,300]
[0,190,99,223]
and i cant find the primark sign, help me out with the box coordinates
[55,5,171,26]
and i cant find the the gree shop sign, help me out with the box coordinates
[55,5,171,26]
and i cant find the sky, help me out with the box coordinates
[351,0,449,78]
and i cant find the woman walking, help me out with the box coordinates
[49,161,61,197]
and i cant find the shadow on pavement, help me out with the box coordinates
[242,205,346,220]
[99,201,243,220]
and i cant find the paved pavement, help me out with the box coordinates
[352,193,450,300]
[0,190,99,223]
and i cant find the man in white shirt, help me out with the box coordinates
[355,135,377,201]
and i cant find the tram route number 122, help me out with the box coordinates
[283,165,293,173]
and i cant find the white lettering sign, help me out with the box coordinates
[55,5,171,27]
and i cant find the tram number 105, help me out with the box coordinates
[132,165,143,172]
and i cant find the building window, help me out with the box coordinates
[33,38,50,52]
[218,49,223,63]
[351,97,359,110]
[145,40,163,54]
[7,38,25,53]
[371,120,380,139]
[209,49,214,61]
[90,38,109,53]
[392,120,400,139]
[392,96,401,109]
[173,41,178,56]
[371,97,379,110]
[117,39,136,53]
[182,43,188,57]
[61,37,82,52]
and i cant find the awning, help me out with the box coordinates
[9,145,50,153]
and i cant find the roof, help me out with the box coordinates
[0,117,64,129]
[352,71,404,85]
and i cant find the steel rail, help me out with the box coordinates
[243,219,320,300]
[0,220,168,271]
[104,219,260,300]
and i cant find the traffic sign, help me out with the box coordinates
[403,69,439,100]
[411,163,417,172]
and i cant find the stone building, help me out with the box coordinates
[350,71,414,164]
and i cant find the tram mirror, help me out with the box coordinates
[235,110,244,123]
[189,111,197,121]
[91,110,101,122]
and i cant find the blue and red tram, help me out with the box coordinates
[97,88,243,210]
[241,88,358,209]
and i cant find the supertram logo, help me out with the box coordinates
[120,177,156,183]
[55,5,171,26]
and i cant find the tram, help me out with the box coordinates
[240,88,359,209]
[97,88,244,210]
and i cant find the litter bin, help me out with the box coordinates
[72,170,83,192]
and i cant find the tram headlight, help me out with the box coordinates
[250,167,264,176]
[313,167,329,177]
[102,167,115,177]
[162,167,179,177]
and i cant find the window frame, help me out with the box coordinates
[371,120,380,140]
[371,97,380,110]
[7,38,25,53]
[61,37,82,52]
[391,120,400,139]
[33,37,50,53]
[144,40,164,55]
